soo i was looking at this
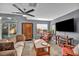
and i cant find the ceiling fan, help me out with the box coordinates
[12,4,35,17]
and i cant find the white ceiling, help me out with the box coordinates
[0,3,79,21]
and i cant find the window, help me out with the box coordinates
[52,24,56,34]
[2,23,16,38]
[37,24,48,33]
[0,16,17,39]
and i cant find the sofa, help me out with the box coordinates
[0,38,16,56]
[0,34,29,56]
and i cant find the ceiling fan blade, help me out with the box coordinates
[13,4,24,13]
[26,13,35,17]
[12,12,22,14]
[25,9,34,13]
[12,12,35,17]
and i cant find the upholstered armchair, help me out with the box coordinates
[42,32,52,42]
[14,34,26,56]
[16,34,26,42]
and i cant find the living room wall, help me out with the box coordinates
[0,26,1,39]
[0,13,20,39]
[0,13,50,39]
[50,9,79,41]
[19,19,50,39]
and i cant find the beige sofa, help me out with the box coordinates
[0,34,25,56]
[0,38,16,56]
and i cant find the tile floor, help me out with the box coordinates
[21,40,62,56]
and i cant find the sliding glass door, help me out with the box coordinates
[2,23,16,39]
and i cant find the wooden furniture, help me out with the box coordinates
[33,39,50,56]
[56,35,75,56]
[56,35,74,46]
[22,23,33,41]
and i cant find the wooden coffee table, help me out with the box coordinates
[33,39,50,56]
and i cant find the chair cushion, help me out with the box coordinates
[62,46,74,56]
[16,34,25,42]
[14,41,24,56]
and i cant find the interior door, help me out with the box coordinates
[22,23,33,40]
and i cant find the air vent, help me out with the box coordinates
[28,3,37,7]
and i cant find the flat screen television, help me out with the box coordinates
[56,18,75,32]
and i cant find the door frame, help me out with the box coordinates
[22,23,33,39]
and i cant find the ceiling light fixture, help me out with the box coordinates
[0,17,2,19]
[7,17,12,19]
[22,15,27,17]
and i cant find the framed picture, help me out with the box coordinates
[9,23,16,34]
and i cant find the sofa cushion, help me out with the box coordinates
[0,42,14,51]
[0,50,16,56]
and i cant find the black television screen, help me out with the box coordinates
[56,18,75,32]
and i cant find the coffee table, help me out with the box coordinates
[33,39,50,56]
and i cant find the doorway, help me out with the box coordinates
[22,23,33,41]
